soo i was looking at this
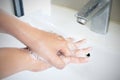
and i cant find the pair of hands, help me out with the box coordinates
[22,28,91,71]
[0,9,91,78]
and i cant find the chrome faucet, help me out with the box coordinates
[76,0,112,34]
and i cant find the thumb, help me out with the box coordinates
[47,53,65,69]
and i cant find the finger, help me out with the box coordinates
[61,56,89,64]
[75,47,92,57]
[66,38,76,51]
[60,46,72,56]
[67,42,77,51]
[75,39,87,47]
[47,53,65,69]
[66,37,74,42]
[68,57,89,63]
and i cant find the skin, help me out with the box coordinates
[0,9,71,69]
[0,39,91,79]
[0,9,92,79]
[0,48,51,78]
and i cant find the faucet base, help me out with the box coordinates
[76,0,112,34]
[91,1,112,34]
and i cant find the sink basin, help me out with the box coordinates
[1,5,120,80]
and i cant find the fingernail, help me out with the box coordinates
[86,53,90,57]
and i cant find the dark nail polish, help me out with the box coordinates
[86,53,90,57]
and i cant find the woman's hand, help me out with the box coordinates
[19,28,72,69]
[19,28,91,69]
[27,38,91,72]
[28,38,92,71]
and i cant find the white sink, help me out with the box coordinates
[1,5,120,80]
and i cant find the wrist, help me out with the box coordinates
[0,9,37,46]
[24,48,46,71]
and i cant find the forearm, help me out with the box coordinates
[0,9,24,34]
[0,9,42,47]
[0,48,34,79]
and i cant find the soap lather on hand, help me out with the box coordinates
[30,37,92,65]
[61,38,92,64]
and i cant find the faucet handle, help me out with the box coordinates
[91,0,112,34]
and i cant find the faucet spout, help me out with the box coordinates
[76,0,112,34]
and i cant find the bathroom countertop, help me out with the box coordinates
[1,5,120,80]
